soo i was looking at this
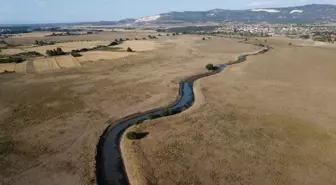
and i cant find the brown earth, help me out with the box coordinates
[122,37,336,185]
[0,35,259,185]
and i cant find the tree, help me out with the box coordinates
[205,64,218,71]
[127,47,133,52]
[56,47,65,55]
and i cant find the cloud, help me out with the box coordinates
[247,0,277,7]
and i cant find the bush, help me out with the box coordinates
[0,57,25,64]
[158,34,161,36]
[205,64,218,71]
[126,38,130,41]
[161,109,172,116]
[80,48,89,52]
[289,43,292,45]
[126,132,137,140]
[202,38,206,40]
[132,120,143,125]
[119,38,123,42]
[148,114,160,119]
[127,47,133,52]
[46,47,65,56]
[108,41,118,46]
[167,34,170,36]
[143,37,146,40]
[71,53,82,57]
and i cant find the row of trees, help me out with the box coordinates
[35,40,55,46]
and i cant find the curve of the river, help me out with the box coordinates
[96,43,272,185]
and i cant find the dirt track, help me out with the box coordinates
[0,35,258,185]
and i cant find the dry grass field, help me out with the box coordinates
[10,32,56,38]
[0,48,25,55]
[55,56,81,68]
[0,63,16,72]
[14,61,28,73]
[0,35,259,185]
[119,40,162,52]
[122,37,336,185]
[24,41,110,54]
[33,57,61,72]
[4,31,161,45]
[76,51,137,63]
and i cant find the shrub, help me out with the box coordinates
[80,48,89,52]
[134,38,138,40]
[126,132,137,140]
[143,37,146,40]
[202,38,206,40]
[289,43,292,45]
[108,41,118,46]
[205,63,218,71]
[148,114,160,119]
[46,47,65,56]
[132,120,143,125]
[119,38,123,42]
[167,34,170,36]
[126,38,130,41]
[127,47,133,52]
[161,109,173,116]
[158,34,161,36]
[71,53,82,57]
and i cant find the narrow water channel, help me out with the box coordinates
[96,45,272,185]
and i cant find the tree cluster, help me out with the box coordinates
[35,40,55,46]
[46,47,66,56]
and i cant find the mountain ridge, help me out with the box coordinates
[121,4,336,25]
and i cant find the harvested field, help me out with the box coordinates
[10,32,56,38]
[5,31,159,45]
[24,41,111,54]
[0,63,15,72]
[123,37,336,185]
[0,48,25,55]
[118,40,161,52]
[76,51,136,63]
[14,61,28,73]
[0,35,260,185]
[33,57,60,72]
[55,56,81,68]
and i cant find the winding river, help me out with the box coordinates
[96,43,272,185]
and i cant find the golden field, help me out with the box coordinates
[1,33,336,185]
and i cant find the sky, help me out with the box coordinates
[0,0,335,24]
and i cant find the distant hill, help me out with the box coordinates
[121,4,336,25]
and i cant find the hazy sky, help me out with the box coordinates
[0,0,335,24]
